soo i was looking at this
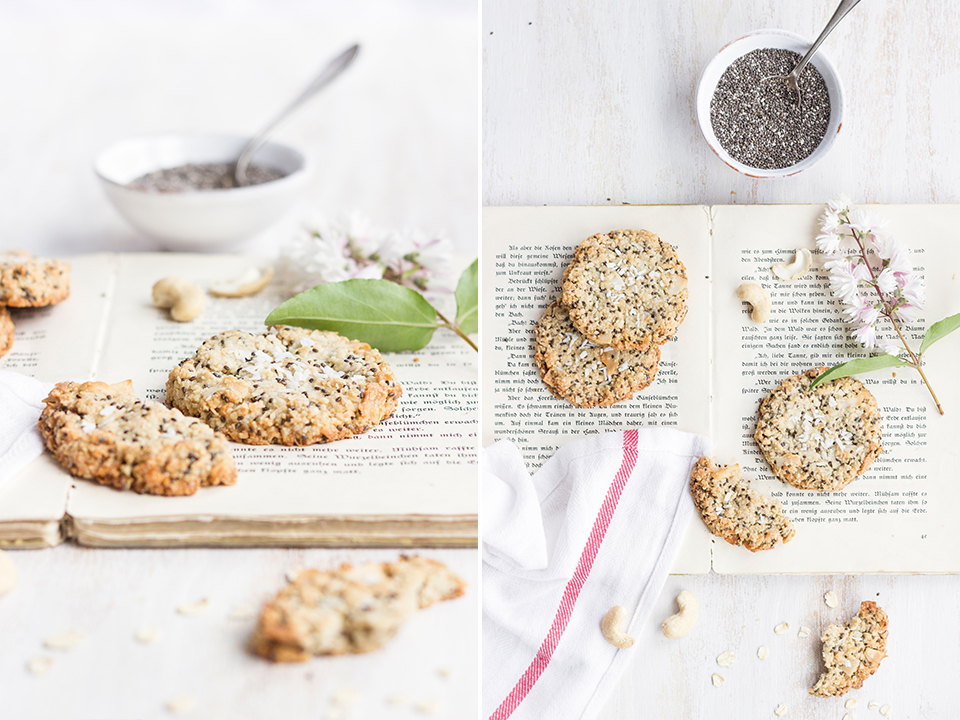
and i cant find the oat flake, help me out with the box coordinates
[711,673,724,688]
[845,698,858,709]
[165,696,196,714]
[717,650,736,667]
[136,626,161,644]
[868,701,880,710]
[44,631,86,650]
[774,703,787,716]
[387,694,410,706]
[414,699,440,714]
[774,622,789,634]
[27,656,54,675]
[880,704,892,716]
[843,714,853,720]
[798,626,811,638]
[227,603,256,620]
[757,645,769,660]
[177,599,209,615]
[824,590,839,608]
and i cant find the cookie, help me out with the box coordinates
[534,300,660,407]
[754,367,882,492]
[560,229,688,350]
[809,601,888,697]
[689,457,795,552]
[0,251,70,307]
[38,380,236,496]
[166,326,401,445]
[0,306,13,358]
[252,555,466,661]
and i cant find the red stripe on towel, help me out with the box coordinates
[489,429,640,720]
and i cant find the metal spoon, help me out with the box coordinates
[766,0,861,105]
[234,43,360,186]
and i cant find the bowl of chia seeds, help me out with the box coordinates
[95,132,313,250]
[696,29,844,178]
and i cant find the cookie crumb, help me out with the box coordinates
[136,626,161,644]
[437,666,451,678]
[165,696,196,714]
[43,631,85,650]
[27,656,54,675]
[177,599,209,615]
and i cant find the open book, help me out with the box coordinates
[482,205,960,574]
[0,254,477,548]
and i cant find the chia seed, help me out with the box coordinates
[127,162,286,193]
[709,48,831,170]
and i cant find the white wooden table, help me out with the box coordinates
[0,2,478,718]
[483,1,960,718]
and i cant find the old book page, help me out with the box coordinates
[482,206,714,573]
[710,205,960,573]
[4,253,477,546]
[0,255,116,546]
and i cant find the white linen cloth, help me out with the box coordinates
[482,428,712,720]
[0,371,54,489]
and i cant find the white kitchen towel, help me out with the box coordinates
[482,428,712,720]
[0,371,54,489]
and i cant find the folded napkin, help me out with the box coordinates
[0,371,54,489]
[482,428,712,720]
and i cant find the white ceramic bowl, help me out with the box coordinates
[695,29,844,178]
[94,133,313,251]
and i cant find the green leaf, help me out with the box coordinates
[454,259,478,336]
[920,312,960,356]
[809,355,908,389]
[265,279,439,352]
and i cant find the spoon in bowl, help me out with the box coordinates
[234,43,360,186]
[764,0,861,106]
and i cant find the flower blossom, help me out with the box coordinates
[819,199,924,354]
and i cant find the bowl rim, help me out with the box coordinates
[695,28,845,179]
[93,131,313,194]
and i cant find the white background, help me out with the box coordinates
[0,2,478,718]
[483,1,960,718]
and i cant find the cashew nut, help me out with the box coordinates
[152,277,205,322]
[601,606,635,649]
[737,283,771,323]
[771,248,813,281]
[209,265,274,297]
[661,589,698,639]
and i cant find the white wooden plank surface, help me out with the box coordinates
[482,1,960,718]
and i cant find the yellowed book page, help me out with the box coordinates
[63,254,477,534]
[710,204,960,573]
[482,206,713,573]
[0,254,117,543]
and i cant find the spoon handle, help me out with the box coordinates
[235,43,360,186]
[790,0,861,81]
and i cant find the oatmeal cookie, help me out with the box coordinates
[38,380,236,496]
[689,457,795,552]
[166,327,401,445]
[252,555,465,661]
[560,229,688,350]
[0,306,13,358]
[754,367,882,492]
[809,601,888,697]
[534,300,660,407]
[0,251,70,307]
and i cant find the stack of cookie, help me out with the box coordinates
[534,229,688,407]
[0,251,71,358]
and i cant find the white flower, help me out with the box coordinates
[852,323,878,349]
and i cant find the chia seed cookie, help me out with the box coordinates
[689,457,795,552]
[754,367,882,492]
[534,300,660,407]
[0,251,70,307]
[560,229,688,350]
[252,555,466,662]
[38,380,236,496]
[166,327,401,445]
[809,601,888,697]
[0,306,13,358]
